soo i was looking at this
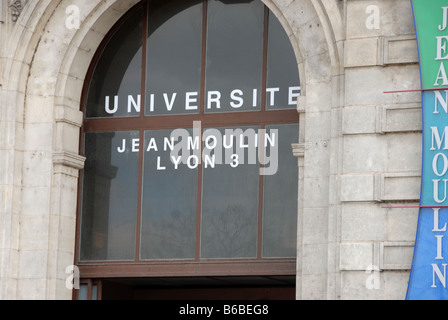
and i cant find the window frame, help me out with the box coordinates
[75,0,299,279]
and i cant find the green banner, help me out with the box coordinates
[413,0,448,89]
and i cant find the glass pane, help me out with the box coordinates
[200,126,260,258]
[79,131,139,261]
[140,129,198,260]
[85,9,143,118]
[205,0,264,113]
[262,124,298,258]
[145,0,203,116]
[78,284,88,300]
[92,285,98,300]
[266,12,300,110]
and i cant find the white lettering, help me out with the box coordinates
[436,36,448,60]
[434,90,448,114]
[128,95,141,113]
[434,62,448,86]
[230,89,244,108]
[432,264,447,288]
[149,94,155,112]
[230,154,239,168]
[187,155,199,169]
[253,89,258,107]
[239,135,249,149]
[205,135,218,150]
[104,87,300,114]
[433,179,448,203]
[266,88,280,106]
[436,235,444,260]
[157,157,166,170]
[440,7,448,31]
[105,96,118,114]
[117,139,126,153]
[265,132,276,148]
[188,136,200,151]
[431,127,448,150]
[164,137,175,151]
[433,208,447,232]
[185,92,198,110]
[259,129,278,176]
[204,154,216,169]
[132,139,139,153]
[289,86,301,105]
[223,135,233,149]
[171,156,182,170]
[146,138,158,152]
[163,93,177,111]
[433,153,448,176]
[207,91,221,109]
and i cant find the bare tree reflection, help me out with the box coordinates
[201,204,257,258]
[141,208,196,260]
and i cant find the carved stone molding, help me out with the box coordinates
[53,151,86,171]
[9,0,28,22]
[292,143,305,158]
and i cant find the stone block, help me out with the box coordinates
[343,135,386,173]
[21,151,53,187]
[345,37,380,68]
[18,250,47,279]
[386,206,419,242]
[19,214,50,251]
[23,123,53,152]
[343,106,377,135]
[380,35,418,65]
[380,104,421,133]
[340,270,385,300]
[386,133,422,173]
[380,242,414,270]
[302,207,329,244]
[340,242,374,271]
[346,0,415,39]
[341,174,376,202]
[379,172,421,202]
[345,65,421,107]
[342,203,386,241]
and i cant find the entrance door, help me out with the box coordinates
[77,276,295,300]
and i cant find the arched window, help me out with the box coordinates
[77,0,299,278]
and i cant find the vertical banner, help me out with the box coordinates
[407,0,448,300]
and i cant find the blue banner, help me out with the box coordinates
[407,0,448,300]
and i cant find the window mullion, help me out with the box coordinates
[196,0,208,260]
[135,1,148,262]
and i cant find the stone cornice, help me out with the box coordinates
[53,151,86,171]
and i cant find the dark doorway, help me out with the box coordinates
[94,276,295,300]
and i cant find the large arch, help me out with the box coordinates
[1,0,343,299]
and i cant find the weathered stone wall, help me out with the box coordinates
[0,0,421,300]
[340,0,420,300]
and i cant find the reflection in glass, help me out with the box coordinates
[140,129,198,260]
[146,0,203,116]
[80,1,301,265]
[85,9,143,118]
[79,132,139,261]
[205,0,264,113]
[201,126,259,258]
[78,285,88,300]
[266,12,300,110]
[262,124,298,257]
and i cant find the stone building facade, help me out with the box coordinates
[0,0,421,300]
